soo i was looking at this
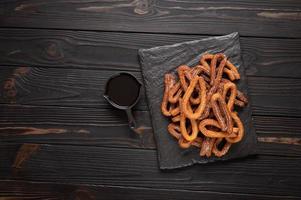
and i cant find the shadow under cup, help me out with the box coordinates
[104,73,142,131]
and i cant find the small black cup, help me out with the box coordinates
[104,73,142,131]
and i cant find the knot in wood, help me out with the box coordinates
[134,0,149,15]
[45,42,64,59]
[4,78,15,90]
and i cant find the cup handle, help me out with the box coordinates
[125,108,136,130]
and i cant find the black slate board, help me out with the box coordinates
[139,32,257,169]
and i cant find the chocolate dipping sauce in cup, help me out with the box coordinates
[104,73,142,131]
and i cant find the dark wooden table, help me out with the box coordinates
[0,1,301,199]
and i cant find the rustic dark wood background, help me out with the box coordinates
[0,0,301,199]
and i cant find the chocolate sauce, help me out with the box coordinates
[105,73,141,107]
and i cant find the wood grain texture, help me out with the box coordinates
[0,1,301,38]
[0,180,299,200]
[0,105,155,148]
[0,143,300,197]
[253,115,301,137]
[0,125,155,149]
[248,76,301,117]
[12,143,40,169]
[1,29,301,78]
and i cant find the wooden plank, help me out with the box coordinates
[0,124,155,149]
[1,66,301,116]
[0,105,141,126]
[0,143,300,197]
[1,29,301,78]
[253,115,301,137]
[248,76,301,117]
[1,104,301,147]
[257,142,301,157]
[0,180,299,200]
[1,1,301,38]
[0,105,155,148]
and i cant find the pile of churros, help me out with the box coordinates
[161,53,248,157]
